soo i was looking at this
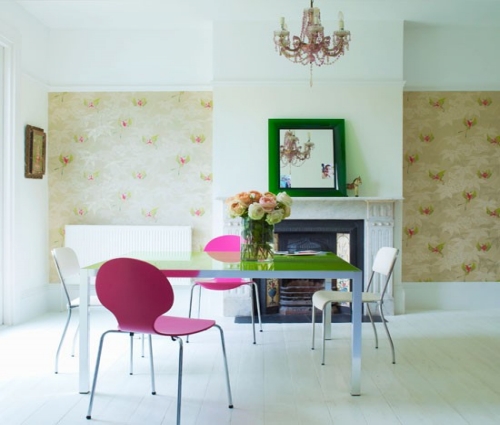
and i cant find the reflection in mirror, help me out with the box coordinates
[279,129,335,189]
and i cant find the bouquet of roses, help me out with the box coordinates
[226,190,292,224]
[226,190,293,261]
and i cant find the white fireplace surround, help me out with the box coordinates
[217,197,403,317]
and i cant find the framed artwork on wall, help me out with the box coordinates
[25,124,46,179]
[268,118,346,197]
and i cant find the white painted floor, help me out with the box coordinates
[1,307,499,425]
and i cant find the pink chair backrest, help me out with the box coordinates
[204,235,242,263]
[204,235,241,252]
[96,258,174,333]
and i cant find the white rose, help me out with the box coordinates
[266,209,284,225]
[248,203,266,220]
[277,192,293,207]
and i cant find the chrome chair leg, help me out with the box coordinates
[213,324,234,409]
[175,337,183,425]
[55,307,73,374]
[311,305,316,350]
[248,286,256,345]
[86,330,118,420]
[129,333,134,375]
[366,303,379,349]
[321,306,328,365]
[251,281,263,333]
[186,284,200,343]
[378,302,396,364]
[148,335,156,394]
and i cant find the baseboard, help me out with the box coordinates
[403,281,500,311]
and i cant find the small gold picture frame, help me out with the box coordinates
[25,124,46,179]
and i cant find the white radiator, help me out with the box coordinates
[64,225,192,285]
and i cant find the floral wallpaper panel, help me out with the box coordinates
[403,92,500,282]
[48,91,213,281]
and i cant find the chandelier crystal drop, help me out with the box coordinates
[273,0,351,86]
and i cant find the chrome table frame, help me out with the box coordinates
[79,252,363,395]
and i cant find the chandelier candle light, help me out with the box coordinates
[227,190,293,262]
[274,0,351,86]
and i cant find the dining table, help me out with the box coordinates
[78,250,363,395]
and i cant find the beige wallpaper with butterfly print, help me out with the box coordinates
[403,92,500,282]
[48,92,213,282]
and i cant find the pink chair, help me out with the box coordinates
[188,235,262,344]
[86,258,233,424]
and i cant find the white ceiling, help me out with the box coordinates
[13,0,500,30]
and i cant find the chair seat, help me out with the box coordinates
[312,290,382,310]
[194,277,252,291]
[154,315,216,336]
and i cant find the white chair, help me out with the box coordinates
[52,247,145,374]
[312,247,399,365]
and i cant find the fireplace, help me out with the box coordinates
[257,219,364,315]
[219,197,399,316]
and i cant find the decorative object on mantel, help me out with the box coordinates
[226,190,293,262]
[273,0,351,86]
[280,130,315,172]
[25,124,47,179]
[347,176,362,197]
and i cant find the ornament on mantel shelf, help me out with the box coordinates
[346,176,362,197]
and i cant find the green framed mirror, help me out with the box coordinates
[268,118,347,197]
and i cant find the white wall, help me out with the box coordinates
[48,28,213,88]
[404,23,500,90]
[213,84,403,198]
[0,2,49,324]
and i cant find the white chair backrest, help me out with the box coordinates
[372,247,398,277]
[52,247,81,287]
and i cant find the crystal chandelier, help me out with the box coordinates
[274,0,351,86]
[280,130,315,172]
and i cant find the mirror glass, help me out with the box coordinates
[279,129,335,189]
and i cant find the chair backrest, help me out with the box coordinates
[52,247,81,305]
[369,247,398,298]
[96,257,174,334]
[204,234,242,263]
[204,235,241,252]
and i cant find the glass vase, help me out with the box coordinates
[240,217,274,262]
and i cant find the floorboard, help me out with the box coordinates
[0,308,499,424]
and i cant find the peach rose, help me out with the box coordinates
[235,192,253,207]
[259,195,277,212]
[228,201,247,218]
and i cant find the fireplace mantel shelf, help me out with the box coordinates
[290,197,403,202]
[216,196,403,202]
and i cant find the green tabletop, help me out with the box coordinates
[85,251,360,279]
